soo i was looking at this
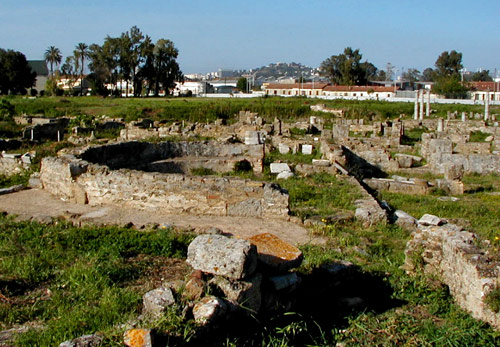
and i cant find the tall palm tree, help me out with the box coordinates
[44,46,62,77]
[74,43,89,95]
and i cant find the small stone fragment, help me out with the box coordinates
[142,287,175,319]
[124,329,153,347]
[192,296,228,326]
[59,334,103,347]
[418,214,445,226]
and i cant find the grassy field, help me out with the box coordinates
[1,95,500,345]
[2,95,497,126]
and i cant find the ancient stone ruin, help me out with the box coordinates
[39,140,289,219]
[404,214,500,330]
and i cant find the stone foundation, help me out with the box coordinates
[405,216,500,330]
[40,141,289,219]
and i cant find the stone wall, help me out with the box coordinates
[405,216,500,330]
[81,140,264,174]
[40,148,289,219]
[421,134,500,175]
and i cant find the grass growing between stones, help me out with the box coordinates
[0,216,194,345]
[381,182,500,245]
[275,173,362,220]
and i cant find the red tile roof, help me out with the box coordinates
[469,81,500,92]
[264,83,329,90]
[323,85,396,92]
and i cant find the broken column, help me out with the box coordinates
[485,92,490,121]
[419,89,424,120]
[414,90,419,120]
[437,118,444,132]
[426,89,431,117]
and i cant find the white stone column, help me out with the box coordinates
[414,90,419,120]
[426,89,431,117]
[485,92,490,121]
[462,112,466,122]
[437,118,444,132]
[419,89,424,120]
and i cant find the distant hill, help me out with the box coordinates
[247,62,317,80]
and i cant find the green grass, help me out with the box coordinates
[0,216,194,345]
[469,130,490,142]
[275,173,362,219]
[380,180,500,244]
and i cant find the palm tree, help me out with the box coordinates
[74,43,89,95]
[44,46,62,77]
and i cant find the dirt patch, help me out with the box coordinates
[0,189,323,246]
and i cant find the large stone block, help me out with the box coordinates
[270,163,291,174]
[247,233,303,272]
[187,234,257,280]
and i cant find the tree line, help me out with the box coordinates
[319,47,493,98]
[44,26,183,97]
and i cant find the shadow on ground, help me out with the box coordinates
[161,264,405,346]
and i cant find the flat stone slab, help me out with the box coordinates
[418,213,445,226]
[270,163,291,174]
[247,233,303,272]
[301,144,313,155]
[187,234,257,280]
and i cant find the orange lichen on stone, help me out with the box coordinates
[248,233,303,271]
[124,328,152,347]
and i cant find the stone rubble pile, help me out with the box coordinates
[128,232,302,346]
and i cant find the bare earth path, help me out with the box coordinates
[0,189,323,246]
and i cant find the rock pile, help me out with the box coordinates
[118,232,303,346]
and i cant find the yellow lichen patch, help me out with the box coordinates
[248,233,302,261]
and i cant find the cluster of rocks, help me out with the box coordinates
[0,151,34,176]
[113,232,303,346]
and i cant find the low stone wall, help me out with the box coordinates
[405,216,500,330]
[40,151,289,219]
[80,140,264,174]
[364,177,429,195]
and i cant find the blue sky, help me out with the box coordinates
[1,1,499,75]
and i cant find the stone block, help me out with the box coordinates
[124,329,153,347]
[418,214,444,226]
[192,296,228,326]
[183,270,204,300]
[311,159,330,167]
[247,233,303,272]
[443,162,464,180]
[142,287,175,319]
[59,334,103,347]
[187,234,257,280]
[209,273,262,313]
[394,210,417,229]
[278,143,290,154]
[277,171,294,180]
[244,131,263,145]
[270,162,291,174]
[268,273,300,291]
[301,144,313,155]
